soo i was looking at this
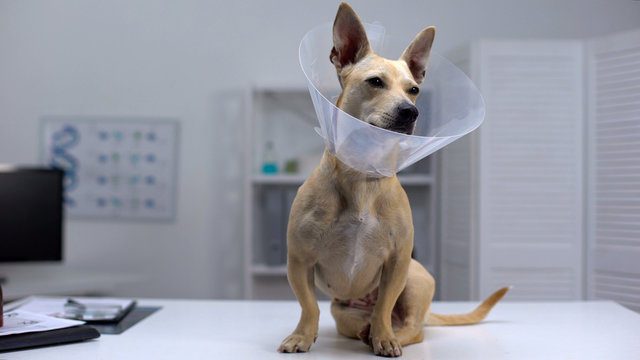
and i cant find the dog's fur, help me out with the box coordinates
[278,3,508,357]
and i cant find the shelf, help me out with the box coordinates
[251,174,308,185]
[251,264,288,276]
[251,173,434,186]
[398,174,435,185]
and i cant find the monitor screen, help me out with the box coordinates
[0,167,64,262]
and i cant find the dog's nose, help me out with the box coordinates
[396,102,419,124]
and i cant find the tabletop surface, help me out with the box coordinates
[2,299,639,359]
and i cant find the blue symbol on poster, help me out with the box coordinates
[145,175,156,185]
[130,154,140,165]
[50,125,80,206]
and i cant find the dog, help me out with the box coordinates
[278,3,509,357]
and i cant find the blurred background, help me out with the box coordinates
[0,0,639,310]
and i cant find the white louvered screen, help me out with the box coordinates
[477,41,584,300]
[587,29,640,312]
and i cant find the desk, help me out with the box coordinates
[0,268,142,301]
[3,299,639,359]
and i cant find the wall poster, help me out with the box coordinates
[41,117,179,220]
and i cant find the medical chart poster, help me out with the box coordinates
[41,117,179,221]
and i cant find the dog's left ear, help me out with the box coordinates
[400,26,436,84]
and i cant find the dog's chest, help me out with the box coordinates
[337,209,380,269]
[314,208,391,296]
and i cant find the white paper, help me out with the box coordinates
[0,310,85,337]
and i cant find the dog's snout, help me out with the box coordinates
[396,102,419,124]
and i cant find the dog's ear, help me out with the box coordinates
[330,3,371,72]
[400,26,436,84]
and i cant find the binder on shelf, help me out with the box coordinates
[264,188,286,265]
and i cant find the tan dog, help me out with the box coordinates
[278,3,508,357]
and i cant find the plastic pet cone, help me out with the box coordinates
[299,22,485,177]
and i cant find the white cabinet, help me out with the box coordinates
[243,87,439,300]
[440,40,586,301]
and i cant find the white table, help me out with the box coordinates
[2,299,639,359]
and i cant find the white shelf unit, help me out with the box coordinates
[243,86,439,300]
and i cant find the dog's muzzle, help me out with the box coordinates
[388,102,418,134]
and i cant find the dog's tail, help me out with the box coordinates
[423,287,510,326]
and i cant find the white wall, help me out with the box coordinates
[1,0,639,299]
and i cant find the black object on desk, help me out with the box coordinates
[61,297,161,334]
[90,306,161,334]
[0,325,100,353]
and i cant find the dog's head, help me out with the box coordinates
[330,3,435,135]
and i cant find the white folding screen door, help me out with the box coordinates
[587,29,640,312]
[440,40,585,301]
[476,40,585,300]
[440,30,640,306]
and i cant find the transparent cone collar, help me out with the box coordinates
[299,23,485,177]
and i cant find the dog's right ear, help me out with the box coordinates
[330,3,371,72]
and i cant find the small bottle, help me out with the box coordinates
[262,141,278,174]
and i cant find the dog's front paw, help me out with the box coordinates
[277,333,316,353]
[368,328,402,357]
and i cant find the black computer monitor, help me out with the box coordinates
[0,166,64,263]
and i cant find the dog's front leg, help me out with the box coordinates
[367,248,411,357]
[278,254,319,353]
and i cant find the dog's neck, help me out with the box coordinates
[319,149,394,204]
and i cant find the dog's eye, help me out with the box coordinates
[366,77,385,88]
[408,86,420,95]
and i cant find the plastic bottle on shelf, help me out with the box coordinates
[262,141,278,174]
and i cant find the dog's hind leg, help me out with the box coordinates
[392,259,434,346]
[331,260,435,347]
[331,300,372,340]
